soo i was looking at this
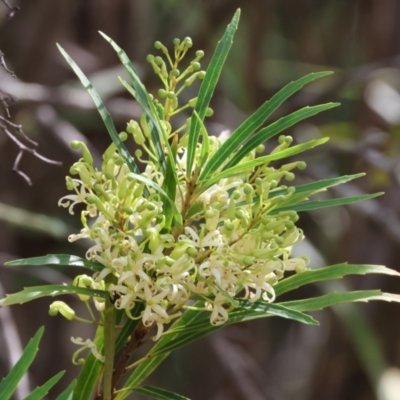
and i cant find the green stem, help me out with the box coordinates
[103,276,117,400]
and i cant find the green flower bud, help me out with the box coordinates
[243,256,255,266]
[173,38,180,46]
[49,301,75,320]
[154,41,162,49]
[196,50,204,59]
[71,141,94,165]
[191,62,200,71]
[235,209,245,219]
[188,98,198,107]
[126,121,145,146]
[224,220,234,231]
[146,228,160,252]
[285,172,295,181]
[66,176,75,190]
[187,247,198,257]
[170,69,180,78]
[166,91,176,100]
[70,164,92,186]
[232,190,241,200]
[255,144,265,154]
[205,108,214,117]
[243,184,253,195]
[170,243,192,260]
[140,114,151,138]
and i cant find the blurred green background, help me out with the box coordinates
[1,1,400,399]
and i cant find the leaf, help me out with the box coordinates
[100,33,169,172]
[24,371,65,400]
[56,380,76,400]
[118,77,166,172]
[164,301,318,337]
[186,9,240,176]
[115,301,317,400]
[5,254,103,272]
[269,173,366,199]
[132,386,190,400]
[161,133,178,231]
[0,285,109,306]
[229,300,318,325]
[0,327,44,400]
[193,110,210,171]
[114,304,208,400]
[197,138,328,194]
[280,290,400,312]
[268,173,366,206]
[223,103,339,170]
[274,264,400,297]
[200,71,334,180]
[115,303,144,352]
[72,327,104,400]
[271,192,384,214]
[57,44,140,176]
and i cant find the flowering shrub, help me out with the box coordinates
[1,9,399,400]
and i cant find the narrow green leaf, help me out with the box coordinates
[132,386,190,400]
[118,77,165,172]
[197,138,328,194]
[161,134,178,230]
[5,254,103,272]
[164,301,318,337]
[114,304,207,400]
[186,9,240,175]
[119,77,182,202]
[103,276,117,400]
[229,300,318,325]
[0,285,108,306]
[281,290,400,312]
[0,327,44,400]
[73,327,104,400]
[224,103,339,170]
[56,380,76,400]
[57,44,140,176]
[25,371,65,400]
[269,173,365,199]
[99,33,168,172]
[271,192,384,214]
[274,264,400,297]
[115,303,144,352]
[193,110,210,171]
[200,71,334,180]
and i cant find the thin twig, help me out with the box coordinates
[0,49,15,76]
[0,116,38,146]
[0,0,20,19]
[1,122,62,185]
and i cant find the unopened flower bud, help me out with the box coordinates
[71,141,94,165]
[49,301,75,320]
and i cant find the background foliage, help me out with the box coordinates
[1,1,400,399]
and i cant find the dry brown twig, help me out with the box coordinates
[0,1,62,185]
[0,0,20,19]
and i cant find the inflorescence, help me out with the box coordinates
[54,38,309,349]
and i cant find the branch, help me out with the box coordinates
[0,0,20,19]
[0,118,62,185]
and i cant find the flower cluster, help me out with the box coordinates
[57,38,309,341]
